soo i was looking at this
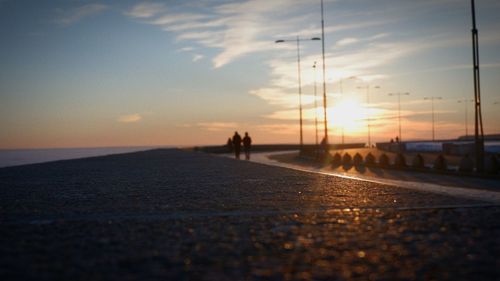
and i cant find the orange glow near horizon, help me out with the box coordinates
[328,98,366,134]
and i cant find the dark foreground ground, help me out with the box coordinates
[0,149,498,280]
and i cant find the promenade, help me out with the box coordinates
[1,149,498,280]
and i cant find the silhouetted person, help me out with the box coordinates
[226,137,233,152]
[232,131,242,159]
[320,137,328,154]
[395,136,400,143]
[390,138,394,143]
[242,132,252,160]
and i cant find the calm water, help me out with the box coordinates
[0,146,168,168]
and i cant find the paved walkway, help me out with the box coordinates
[247,151,500,203]
[1,149,498,280]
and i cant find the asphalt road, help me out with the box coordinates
[0,149,498,280]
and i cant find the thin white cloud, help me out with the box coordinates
[252,30,486,120]
[178,46,195,52]
[126,0,324,68]
[197,122,238,132]
[125,1,401,69]
[192,54,204,62]
[125,2,166,19]
[118,114,142,123]
[150,13,209,26]
[55,4,108,25]
[250,87,297,108]
[255,123,298,135]
[336,37,359,47]
[368,33,389,41]
[395,62,500,77]
[165,18,229,32]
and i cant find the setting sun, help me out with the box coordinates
[328,97,366,134]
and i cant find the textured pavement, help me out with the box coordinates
[0,149,499,280]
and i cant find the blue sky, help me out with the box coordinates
[1,0,499,148]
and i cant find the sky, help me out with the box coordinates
[1,0,499,149]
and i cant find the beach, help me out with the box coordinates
[1,149,499,280]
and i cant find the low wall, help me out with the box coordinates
[376,142,406,153]
[196,143,366,154]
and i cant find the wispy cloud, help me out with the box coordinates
[192,54,204,62]
[395,62,500,77]
[197,122,238,132]
[118,113,142,123]
[55,3,108,26]
[250,38,413,108]
[123,0,500,140]
[255,123,298,135]
[125,2,166,19]
[178,46,195,52]
[151,13,209,26]
[335,37,359,47]
[126,0,325,68]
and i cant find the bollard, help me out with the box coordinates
[484,155,499,174]
[331,153,342,166]
[458,154,474,173]
[365,152,376,166]
[394,153,407,168]
[433,154,447,171]
[379,153,390,167]
[411,154,425,169]
[342,153,352,165]
[353,153,363,166]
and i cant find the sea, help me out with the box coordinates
[0,146,169,168]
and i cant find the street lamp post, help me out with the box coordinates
[320,0,329,151]
[388,92,410,142]
[357,84,380,147]
[470,0,485,172]
[495,102,500,133]
[424,96,442,141]
[313,62,319,151]
[339,78,345,145]
[457,98,473,138]
[275,36,320,151]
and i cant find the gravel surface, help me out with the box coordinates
[0,149,498,280]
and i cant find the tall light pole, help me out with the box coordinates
[388,92,410,142]
[495,101,500,134]
[275,36,321,151]
[320,0,329,150]
[470,0,485,172]
[313,61,319,150]
[357,84,380,147]
[424,96,442,141]
[339,78,345,145]
[457,98,473,138]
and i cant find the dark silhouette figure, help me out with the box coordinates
[395,136,400,143]
[232,131,242,159]
[226,137,233,152]
[242,132,252,160]
[320,137,328,154]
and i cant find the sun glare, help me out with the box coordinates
[328,98,366,134]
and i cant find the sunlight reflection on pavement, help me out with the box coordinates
[1,149,498,280]
[246,151,500,204]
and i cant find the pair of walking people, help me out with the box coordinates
[232,131,252,160]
